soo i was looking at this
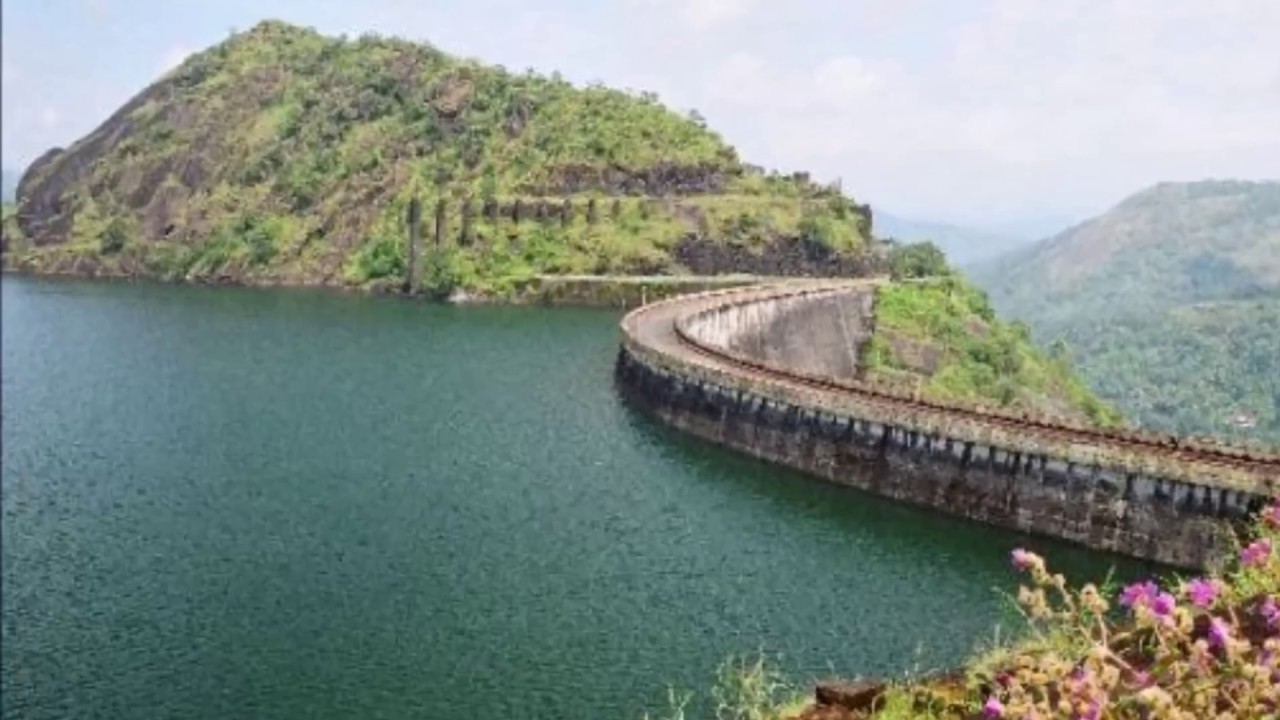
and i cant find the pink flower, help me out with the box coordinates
[1152,591,1177,617]
[1260,596,1279,629]
[1263,502,1280,528]
[1208,616,1233,649]
[1185,578,1219,608]
[983,696,1005,718]
[1241,539,1272,568]
[1063,667,1087,696]
[1120,580,1159,609]
[1011,548,1035,571]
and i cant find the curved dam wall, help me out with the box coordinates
[679,285,876,381]
[616,282,1278,569]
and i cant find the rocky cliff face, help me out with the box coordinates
[5,20,879,293]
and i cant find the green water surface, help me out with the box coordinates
[1,276,1146,719]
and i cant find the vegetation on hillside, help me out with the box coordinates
[3,20,875,294]
[862,269,1123,427]
[1070,301,1280,442]
[646,500,1280,720]
[0,203,21,251]
[975,181,1280,322]
[887,241,949,281]
[973,180,1280,445]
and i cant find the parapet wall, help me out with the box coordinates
[616,282,1279,569]
[680,285,876,381]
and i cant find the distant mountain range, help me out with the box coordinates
[874,211,1040,268]
[972,179,1280,445]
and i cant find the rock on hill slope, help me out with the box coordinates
[2,21,878,294]
[972,180,1280,444]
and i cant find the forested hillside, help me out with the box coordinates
[973,180,1280,444]
[862,271,1123,427]
[2,21,876,295]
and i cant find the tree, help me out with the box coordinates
[422,251,459,298]
[889,241,949,280]
[479,168,499,201]
[1048,337,1072,365]
[99,217,129,254]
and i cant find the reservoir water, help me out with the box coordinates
[1,276,1144,719]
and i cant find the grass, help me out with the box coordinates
[655,501,1280,719]
[643,653,807,720]
[864,277,1125,426]
[1,202,26,251]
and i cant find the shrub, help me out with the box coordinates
[99,217,130,254]
[711,654,801,720]
[348,234,405,282]
[889,241,949,280]
[421,251,460,298]
[236,215,279,265]
[975,500,1280,719]
[642,653,803,720]
[650,499,1280,720]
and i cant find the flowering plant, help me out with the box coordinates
[972,499,1280,720]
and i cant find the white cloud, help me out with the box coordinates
[855,0,919,31]
[704,53,894,111]
[1,61,19,85]
[630,0,761,31]
[704,52,777,106]
[676,0,1280,220]
[811,56,889,108]
[39,107,62,128]
[3,0,1277,223]
[680,0,759,29]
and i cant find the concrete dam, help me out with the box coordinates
[615,280,1280,569]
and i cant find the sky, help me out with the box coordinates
[2,0,1278,230]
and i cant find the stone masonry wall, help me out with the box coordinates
[616,284,1276,569]
[680,285,876,381]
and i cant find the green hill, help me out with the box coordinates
[862,272,1123,427]
[2,21,877,296]
[972,180,1280,444]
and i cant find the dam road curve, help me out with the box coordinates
[615,280,1280,569]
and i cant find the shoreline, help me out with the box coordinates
[0,267,778,308]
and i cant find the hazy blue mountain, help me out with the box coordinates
[972,180,1280,445]
[980,214,1086,242]
[875,211,1037,268]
